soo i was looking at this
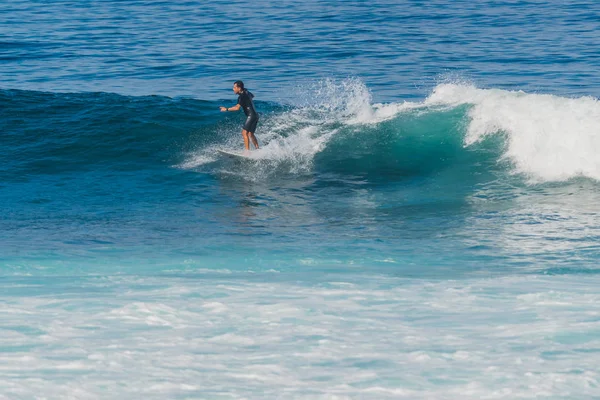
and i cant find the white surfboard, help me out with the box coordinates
[217,149,259,160]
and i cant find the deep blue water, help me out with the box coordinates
[2,1,600,398]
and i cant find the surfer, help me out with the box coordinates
[220,81,260,150]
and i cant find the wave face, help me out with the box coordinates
[5,80,600,187]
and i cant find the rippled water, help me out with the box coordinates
[3,0,600,100]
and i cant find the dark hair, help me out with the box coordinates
[234,80,244,90]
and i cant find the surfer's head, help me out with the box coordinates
[233,80,244,94]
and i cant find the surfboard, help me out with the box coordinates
[217,149,257,160]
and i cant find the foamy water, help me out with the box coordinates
[2,273,599,399]
[427,84,600,182]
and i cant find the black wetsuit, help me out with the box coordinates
[237,90,259,133]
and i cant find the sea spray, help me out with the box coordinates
[426,84,600,182]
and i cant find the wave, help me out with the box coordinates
[187,78,600,185]
[0,89,219,180]
[3,80,600,186]
[425,83,600,183]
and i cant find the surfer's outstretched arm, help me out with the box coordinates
[220,104,241,112]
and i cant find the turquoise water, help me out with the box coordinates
[2,1,600,398]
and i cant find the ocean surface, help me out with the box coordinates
[2,1,600,398]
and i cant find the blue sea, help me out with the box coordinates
[2,1,600,398]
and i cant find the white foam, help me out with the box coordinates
[425,83,600,182]
[0,276,600,399]
[180,78,376,175]
[3,274,600,398]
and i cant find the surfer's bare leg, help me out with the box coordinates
[242,129,250,150]
[248,131,259,149]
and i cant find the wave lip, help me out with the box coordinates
[425,83,600,183]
